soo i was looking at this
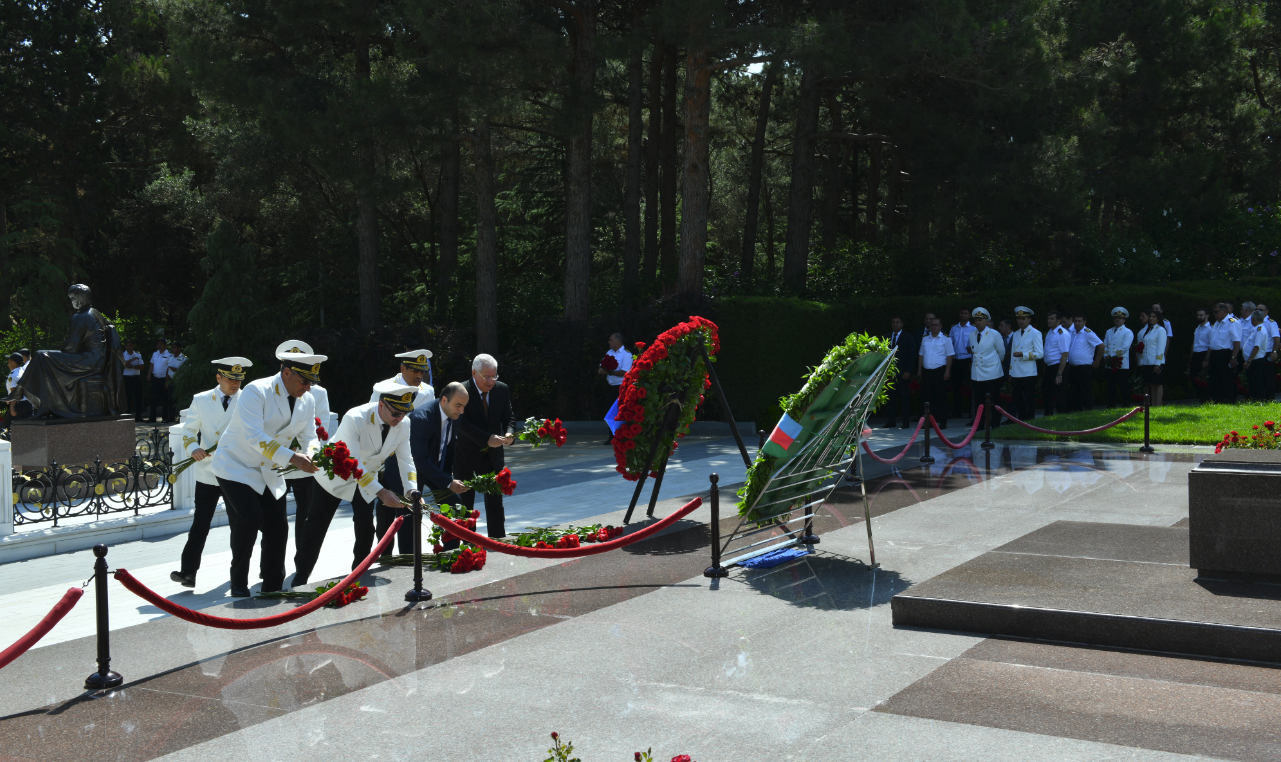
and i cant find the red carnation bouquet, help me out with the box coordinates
[314,416,329,441]
[518,416,568,448]
[600,355,619,371]
[257,580,369,607]
[278,440,364,480]
[467,467,517,496]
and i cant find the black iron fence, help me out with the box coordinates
[10,428,174,528]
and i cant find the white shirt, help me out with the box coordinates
[969,326,1004,381]
[1136,325,1167,366]
[1209,317,1242,351]
[1009,326,1044,378]
[167,353,187,378]
[949,322,976,360]
[150,350,172,376]
[1067,327,1103,365]
[6,367,20,394]
[1104,326,1134,370]
[918,333,954,370]
[1191,322,1212,352]
[1163,319,1173,338]
[178,387,240,485]
[122,350,143,376]
[605,347,633,387]
[1267,317,1280,349]
[1242,322,1269,361]
[1044,325,1070,364]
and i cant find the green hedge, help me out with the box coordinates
[712,278,1281,426]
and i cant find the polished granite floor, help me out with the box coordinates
[4,437,1276,762]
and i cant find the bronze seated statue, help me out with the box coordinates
[4,284,126,418]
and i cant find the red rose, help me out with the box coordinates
[433,544,443,553]
[471,509,480,519]
[535,541,552,549]
[601,355,619,371]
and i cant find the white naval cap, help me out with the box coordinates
[971,307,991,320]
[276,343,328,383]
[276,339,315,355]
[212,356,253,380]
[373,379,418,412]
[1014,306,1034,317]
[395,349,433,371]
[1111,306,1129,318]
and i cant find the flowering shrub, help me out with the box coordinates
[1215,420,1281,453]
[612,316,720,481]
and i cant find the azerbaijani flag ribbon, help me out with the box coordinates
[766,412,803,454]
[604,398,622,435]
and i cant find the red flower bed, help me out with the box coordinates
[612,317,719,481]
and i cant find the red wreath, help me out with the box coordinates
[611,316,719,480]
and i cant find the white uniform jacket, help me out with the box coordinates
[1104,326,1135,370]
[211,374,317,499]
[1009,326,1044,378]
[1136,325,1168,366]
[368,374,435,412]
[288,383,333,482]
[178,387,241,486]
[969,327,1005,382]
[315,401,417,504]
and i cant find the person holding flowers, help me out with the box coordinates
[292,380,420,587]
[408,381,472,550]
[456,354,515,538]
[369,348,435,547]
[274,340,331,574]
[168,356,252,589]
[598,332,633,445]
[211,343,326,597]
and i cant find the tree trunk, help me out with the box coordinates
[660,43,679,283]
[819,92,847,259]
[763,176,776,275]
[885,149,901,238]
[848,143,862,241]
[677,38,711,304]
[740,61,777,280]
[866,141,881,244]
[782,63,823,291]
[643,44,661,283]
[438,120,461,321]
[0,194,9,323]
[562,1,596,322]
[354,33,381,331]
[474,120,498,354]
[623,24,643,291]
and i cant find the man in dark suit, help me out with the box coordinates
[454,354,515,538]
[406,382,472,549]
[884,317,919,429]
[999,318,1014,377]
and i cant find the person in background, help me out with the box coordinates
[1009,307,1043,421]
[1137,311,1168,406]
[122,339,144,421]
[1060,312,1102,411]
[1103,308,1134,408]
[165,341,188,422]
[921,312,936,338]
[146,338,172,423]
[949,309,976,420]
[1042,310,1068,416]
[599,333,633,443]
[1152,303,1172,341]
[1259,303,1279,400]
[884,317,918,429]
[1206,302,1242,404]
[1132,310,1148,371]
[4,352,32,426]
[917,317,954,429]
[18,348,30,368]
[1189,308,1212,404]
[1242,310,1270,401]
[969,308,1005,426]
[998,318,1014,379]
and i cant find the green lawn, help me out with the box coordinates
[990,402,1281,445]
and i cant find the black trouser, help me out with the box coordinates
[215,477,288,591]
[1248,358,1271,400]
[1068,364,1095,411]
[124,375,143,418]
[1209,349,1235,403]
[950,358,972,417]
[1011,375,1037,421]
[1189,352,1209,402]
[148,377,169,422]
[178,481,222,576]
[970,377,1003,427]
[456,462,505,538]
[1042,360,1064,416]
[887,372,913,424]
[294,488,378,585]
[921,366,948,428]
[1267,354,1278,400]
[287,477,315,568]
[4,399,33,428]
[1104,367,1131,409]
[376,503,415,555]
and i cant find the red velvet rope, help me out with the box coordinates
[860,416,926,464]
[928,405,985,449]
[995,405,1142,436]
[0,587,83,670]
[431,497,702,557]
[114,516,404,630]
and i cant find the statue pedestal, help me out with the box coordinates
[10,416,137,468]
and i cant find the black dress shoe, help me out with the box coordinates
[230,585,252,598]
[169,570,195,588]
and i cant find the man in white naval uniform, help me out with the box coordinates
[968,307,1005,427]
[274,340,331,570]
[1103,307,1135,408]
[1008,307,1043,421]
[369,349,434,548]
[293,380,419,587]
[211,344,325,597]
[169,357,252,588]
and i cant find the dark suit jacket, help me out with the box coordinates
[453,378,515,476]
[1002,334,1014,376]
[889,330,919,376]
[405,398,457,492]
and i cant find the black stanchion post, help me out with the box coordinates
[981,393,995,450]
[1140,393,1155,453]
[758,429,766,451]
[84,544,122,690]
[405,490,432,603]
[703,474,728,578]
[921,403,935,464]
[800,491,821,545]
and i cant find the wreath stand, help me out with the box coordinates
[711,352,895,570]
[621,343,752,524]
